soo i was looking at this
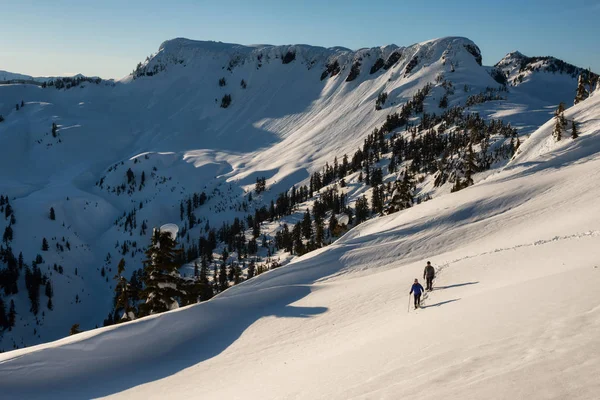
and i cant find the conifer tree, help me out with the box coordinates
[197,256,213,301]
[233,265,242,284]
[464,142,476,187]
[571,120,579,139]
[574,73,589,104]
[328,214,339,236]
[0,297,7,330]
[553,114,563,141]
[138,229,185,316]
[114,258,135,321]
[553,103,566,141]
[70,323,81,335]
[355,195,370,224]
[218,262,228,292]
[42,238,49,251]
[8,300,16,329]
[314,216,325,247]
[45,280,54,311]
[387,170,414,213]
[199,257,209,284]
[247,260,256,280]
[3,225,13,243]
[49,207,56,220]
[301,210,312,240]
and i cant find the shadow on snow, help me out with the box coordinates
[435,281,479,290]
[0,284,327,399]
[422,298,461,308]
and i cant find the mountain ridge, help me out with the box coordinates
[0,34,596,350]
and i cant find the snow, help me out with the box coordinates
[159,223,179,239]
[0,81,599,399]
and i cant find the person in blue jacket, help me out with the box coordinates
[410,278,425,309]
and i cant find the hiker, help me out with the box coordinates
[409,279,425,309]
[423,261,435,291]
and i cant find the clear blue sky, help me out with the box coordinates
[2,0,599,79]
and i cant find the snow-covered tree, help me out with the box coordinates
[552,117,562,141]
[574,73,589,104]
[553,103,566,141]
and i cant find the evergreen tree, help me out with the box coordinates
[553,114,563,141]
[301,210,312,240]
[218,262,228,292]
[2,225,13,243]
[49,207,56,220]
[114,258,135,321]
[70,323,81,335]
[328,214,339,236]
[25,265,42,315]
[42,238,49,251]
[574,73,589,104]
[314,216,325,247]
[233,265,242,284]
[387,170,414,214]
[571,120,579,139]
[45,281,54,301]
[355,195,370,224]
[438,94,448,108]
[199,256,209,285]
[0,297,7,330]
[464,142,476,187]
[197,256,213,301]
[138,229,185,316]
[247,261,256,280]
[8,300,16,329]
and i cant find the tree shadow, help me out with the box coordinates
[435,281,479,290]
[0,285,327,399]
[422,298,460,308]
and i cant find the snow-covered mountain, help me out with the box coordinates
[493,51,598,105]
[0,36,596,353]
[0,70,599,399]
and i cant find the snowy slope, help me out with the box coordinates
[0,36,593,349]
[0,82,599,399]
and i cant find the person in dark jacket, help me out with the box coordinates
[410,279,425,309]
[423,261,435,291]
